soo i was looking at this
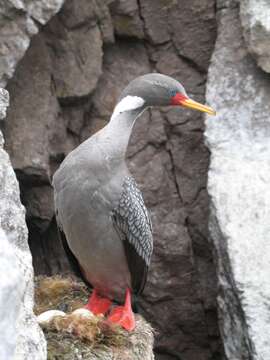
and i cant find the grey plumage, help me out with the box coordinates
[52,73,207,302]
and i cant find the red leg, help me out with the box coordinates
[107,288,135,331]
[84,289,112,315]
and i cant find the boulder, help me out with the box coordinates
[240,0,270,73]
[205,0,270,358]
[0,89,46,359]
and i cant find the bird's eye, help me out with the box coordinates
[169,89,177,97]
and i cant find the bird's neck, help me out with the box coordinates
[103,96,146,159]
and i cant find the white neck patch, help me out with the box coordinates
[111,95,145,121]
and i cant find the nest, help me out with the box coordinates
[34,276,154,360]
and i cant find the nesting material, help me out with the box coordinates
[37,310,66,324]
[35,276,89,314]
[34,276,154,360]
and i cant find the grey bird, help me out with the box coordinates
[52,73,215,331]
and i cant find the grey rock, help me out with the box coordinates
[0,0,64,87]
[0,228,22,360]
[0,88,9,120]
[110,0,144,39]
[59,0,114,44]
[170,0,216,71]
[138,0,171,44]
[0,89,46,359]
[5,34,63,182]
[58,0,98,28]
[25,0,64,25]
[240,0,270,73]
[47,18,103,99]
[205,1,270,359]
[23,185,54,230]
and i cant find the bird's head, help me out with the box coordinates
[119,73,215,115]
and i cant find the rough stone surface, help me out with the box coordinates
[25,0,65,25]
[5,34,62,183]
[240,0,270,73]
[0,88,9,120]
[4,1,222,359]
[0,0,65,88]
[169,0,216,71]
[110,0,144,39]
[0,229,22,360]
[47,17,103,100]
[205,1,270,359]
[0,90,46,359]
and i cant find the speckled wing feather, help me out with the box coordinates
[112,176,153,295]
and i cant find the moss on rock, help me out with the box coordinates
[35,276,154,360]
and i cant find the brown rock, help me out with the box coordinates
[58,0,99,28]
[110,0,144,39]
[46,18,103,100]
[170,0,216,71]
[138,0,171,44]
[22,185,54,228]
[5,34,62,183]
[59,0,114,43]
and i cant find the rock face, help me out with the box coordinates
[0,88,9,120]
[0,0,65,88]
[4,0,223,359]
[0,90,46,359]
[205,0,270,359]
[0,228,22,360]
[240,0,270,73]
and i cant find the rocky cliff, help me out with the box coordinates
[3,1,221,359]
[3,0,270,359]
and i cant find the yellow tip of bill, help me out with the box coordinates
[181,98,216,116]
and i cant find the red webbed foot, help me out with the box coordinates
[84,289,112,315]
[108,288,135,331]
